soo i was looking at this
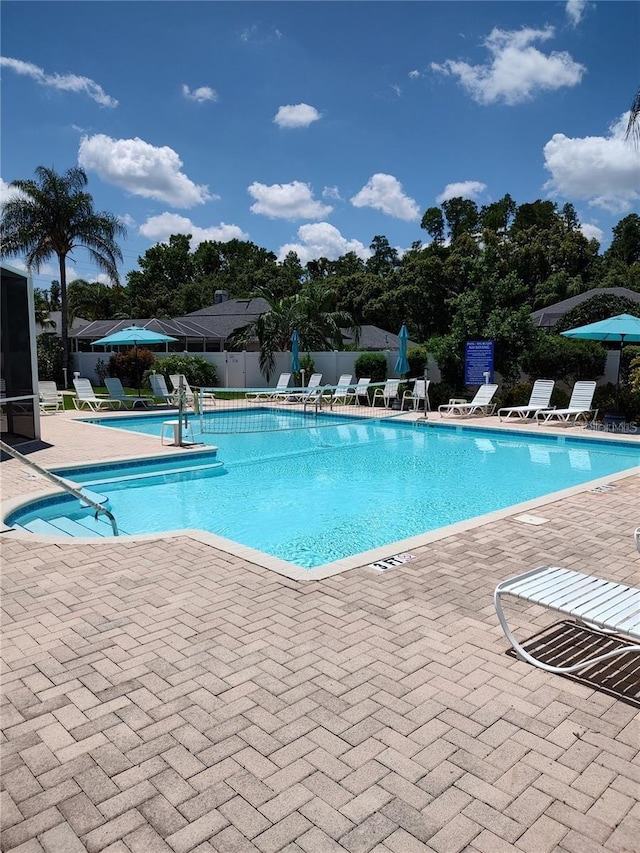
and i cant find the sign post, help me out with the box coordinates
[465,341,494,386]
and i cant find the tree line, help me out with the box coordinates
[2,165,640,391]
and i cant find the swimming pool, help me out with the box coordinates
[6,411,640,569]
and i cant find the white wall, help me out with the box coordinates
[72,350,441,389]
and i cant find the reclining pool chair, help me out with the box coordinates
[246,373,291,401]
[104,377,153,409]
[535,381,597,425]
[73,378,122,411]
[150,374,179,406]
[328,374,353,406]
[495,565,640,674]
[279,373,323,402]
[38,381,65,413]
[438,384,498,418]
[170,374,216,409]
[498,379,555,421]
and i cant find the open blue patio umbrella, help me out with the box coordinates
[561,313,640,399]
[290,329,300,374]
[92,325,178,396]
[394,324,409,375]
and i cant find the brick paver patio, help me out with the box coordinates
[1,412,639,852]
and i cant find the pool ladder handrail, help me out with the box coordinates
[0,439,119,536]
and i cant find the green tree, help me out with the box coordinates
[67,278,126,322]
[1,166,125,371]
[33,289,54,328]
[606,214,640,266]
[366,235,398,276]
[554,293,640,333]
[442,198,479,242]
[420,207,445,244]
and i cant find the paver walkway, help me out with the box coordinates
[1,413,639,852]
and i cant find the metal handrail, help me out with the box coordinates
[0,439,119,536]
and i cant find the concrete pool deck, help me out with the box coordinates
[1,409,639,852]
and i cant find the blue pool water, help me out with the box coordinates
[7,412,640,568]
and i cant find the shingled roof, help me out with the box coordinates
[531,287,640,329]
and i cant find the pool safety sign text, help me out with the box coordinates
[369,553,416,572]
[465,340,494,385]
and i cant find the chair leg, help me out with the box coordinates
[494,591,640,673]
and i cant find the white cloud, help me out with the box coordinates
[350,173,420,221]
[322,185,342,201]
[139,212,248,248]
[431,27,585,106]
[391,84,402,98]
[182,84,218,103]
[278,223,370,264]
[566,0,587,27]
[78,134,213,207]
[543,113,640,213]
[579,222,603,243]
[0,177,26,205]
[120,213,136,228]
[409,70,420,79]
[436,180,488,204]
[273,103,321,129]
[248,180,332,219]
[0,56,117,107]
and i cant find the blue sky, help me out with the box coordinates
[2,1,639,292]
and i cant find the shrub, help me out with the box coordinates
[593,383,640,421]
[294,353,315,386]
[622,345,640,383]
[407,346,428,378]
[94,358,109,384]
[521,334,606,384]
[152,354,217,388]
[109,348,157,387]
[37,334,64,384]
[427,381,457,410]
[354,352,387,382]
[425,335,464,388]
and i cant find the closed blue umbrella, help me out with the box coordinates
[291,329,300,373]
[394,324,409,375]
[92,325,178,396]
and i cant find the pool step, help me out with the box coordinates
[19,513,117,538]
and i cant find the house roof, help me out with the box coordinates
[531,287,640,328]
[70,298,416,351]
[70,316,222,341]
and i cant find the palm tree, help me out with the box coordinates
[626,86,640,146]
[1,166,126,371]
[227,283,360,380]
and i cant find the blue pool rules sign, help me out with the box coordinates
[465,340,494,385]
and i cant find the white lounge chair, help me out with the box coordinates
[150,374,179,405]
[73,378,122,411]
[535,381,597,425]
[402,379,430,412]
[498,380,555,421]
[328,374,353,406]
[438,384,498,418]
[104,377,154,409]
[280,373,323,402]
[371,379,400,408]
[346,378,372,406]
[170,374,216,409]
[246,373,291,401]
[38,381,64,413]
[495,566,640,674]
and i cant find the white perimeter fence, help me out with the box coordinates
[72,350,443,389]
[72,348,621,391]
